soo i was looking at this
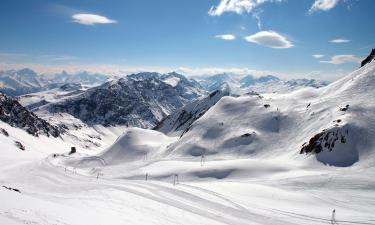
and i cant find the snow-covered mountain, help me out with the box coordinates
[0,68,46,96]
[40,72,206,128]
[40,71,109,86]
[0,68,109,96]
[196,73,328,94]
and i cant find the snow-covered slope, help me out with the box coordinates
[168,61,375,167]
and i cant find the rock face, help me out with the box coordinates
[361,49,375,67]
[0,93,60,137]
[300,126,348,154]
[45,72,206,128]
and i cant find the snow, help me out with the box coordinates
[163,76,180,87]
[1,62,375,224]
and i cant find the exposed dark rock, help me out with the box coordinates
[0,93,61,137]
[300,126,348,154]
[0,127,9,136]
[14,141,25,150]
[2,186,21,193]
[361,49,375,67]
[339,105,350,112]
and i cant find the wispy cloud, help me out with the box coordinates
[309,0,340,13]
[244,31,293,49]
[320,55,361,64]
[312,54,325,59]
[208,0,283,16]
[215,34,236,40]
[329,38,350,43]
[38,54,79,62]
[72,13,117,25]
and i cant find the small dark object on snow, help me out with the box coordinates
[69,146,77,155]
[334,119,342,123]
[264,104,271,108]
[339,105,349,112]
[306,103,311,109]
[14,141,25,150]
[241,133,252,137]
[0,128,9,136]
[2,185,21,193]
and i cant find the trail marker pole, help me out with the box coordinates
[201,155,205,167]
[143,153,147,162]
[173,174,179,185]
[331,209,336,225]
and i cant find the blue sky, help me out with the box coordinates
[0,0,374,80]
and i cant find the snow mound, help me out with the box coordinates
[66,128,177,167]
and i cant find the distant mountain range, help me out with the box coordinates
[36,72,206,128]
[195,73,328,94]
[0,68,329,97]
[0,69,109,96]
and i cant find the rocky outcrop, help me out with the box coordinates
[361,49,375,67]
[0,93,60,137]
[300,126,348,154]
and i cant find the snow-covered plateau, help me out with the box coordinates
[1,61,375,225]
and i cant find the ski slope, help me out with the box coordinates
[1,61,375,225]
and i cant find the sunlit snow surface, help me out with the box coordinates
[2,62,375,225]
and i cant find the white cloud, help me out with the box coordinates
[244,31,293,49]
[329,38,350,43]
[309,0,340,13]
[208,0,282,16]
[320,55,361,64]
[312,54,325,59]
[72,13,117,25]
[215,34,236,40]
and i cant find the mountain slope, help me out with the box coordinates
[154,90,229,136]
